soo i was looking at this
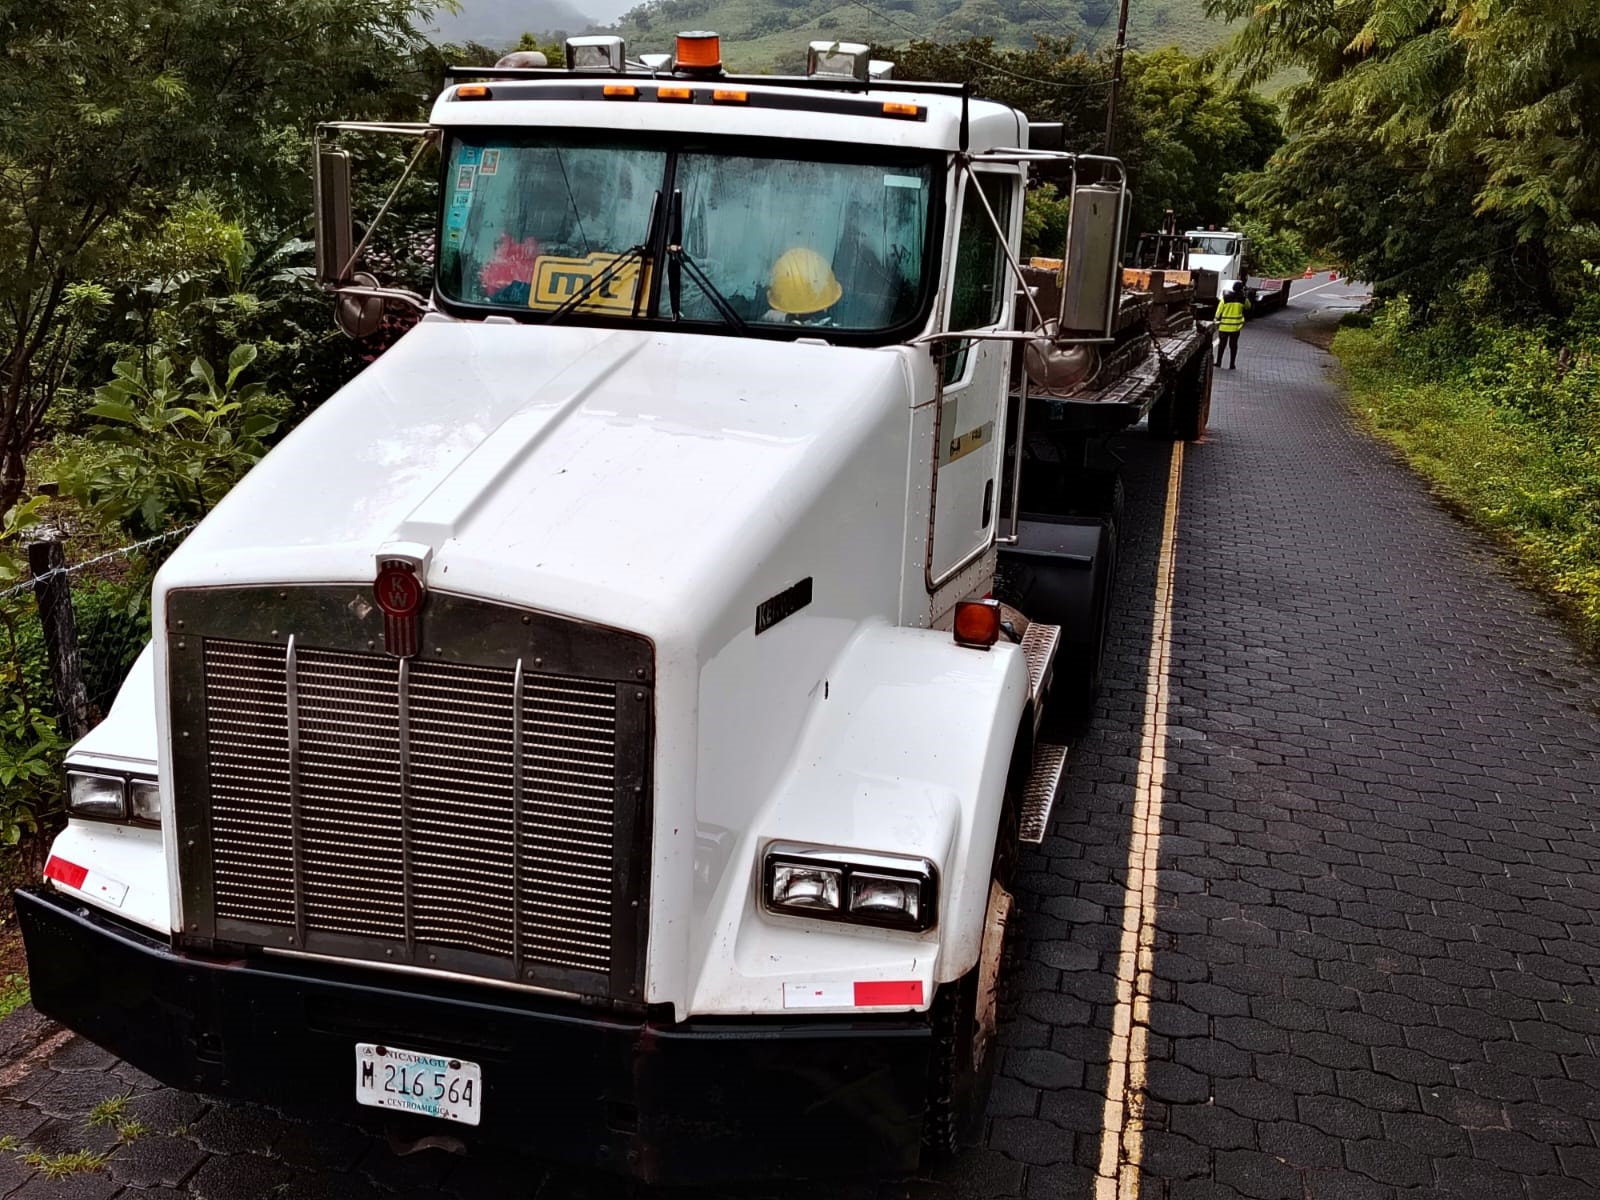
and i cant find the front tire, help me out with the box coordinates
[921,787,1020,1160]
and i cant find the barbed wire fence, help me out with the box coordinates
[4,524,194,740]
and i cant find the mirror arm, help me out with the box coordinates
[958,159,1050,333]
[340,134,435,282]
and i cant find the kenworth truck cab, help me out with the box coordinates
[18,35,1210,1183]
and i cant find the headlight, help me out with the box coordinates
[128,778,162,823]
[66,768,161,825]
[67,771,126,819]
[763,846,937,932]
[770,862,842,912]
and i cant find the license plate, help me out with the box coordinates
[354,1043,481,1126]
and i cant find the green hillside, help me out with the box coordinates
[608,0,1236,73]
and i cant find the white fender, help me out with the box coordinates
[687,621,1030,1015]
[43,645,171,933]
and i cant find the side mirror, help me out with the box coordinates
[1059,181,1127,338]
[313,147,355,287]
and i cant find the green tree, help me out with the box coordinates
[1208,0,1600,312]
[0,0,449,519]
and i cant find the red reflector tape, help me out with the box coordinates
[44,856,88,889]
[854,980,924,1007]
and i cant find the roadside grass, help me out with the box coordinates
[22,1149,108,1179]
[0,974,27,1021]
[1333,321,1600,653]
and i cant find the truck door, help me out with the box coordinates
[927,168,1020,589]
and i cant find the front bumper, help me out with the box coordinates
[17,887,933,1183]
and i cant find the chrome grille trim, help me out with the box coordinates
[171,585,653,999]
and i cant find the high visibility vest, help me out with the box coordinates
[1216,299,1248,333]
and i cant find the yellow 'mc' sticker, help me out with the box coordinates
[529,252,650,314]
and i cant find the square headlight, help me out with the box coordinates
[128,778,162,824]
[67,771,126,819]
[848,872,922,925]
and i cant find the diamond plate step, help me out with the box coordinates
[1019,622,1061,729]
[1019,742,1070,845]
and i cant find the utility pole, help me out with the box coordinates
[1103,0,1132,155]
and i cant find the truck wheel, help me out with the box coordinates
[1146,386,1174,439]
[1043,514,1118,732]
[1171,351,1213,442]
[922,775,1020,1159]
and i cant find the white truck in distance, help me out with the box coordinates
[19,33,1211,1183]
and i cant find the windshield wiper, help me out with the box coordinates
[666,190,748,330]
[540,190,661,325]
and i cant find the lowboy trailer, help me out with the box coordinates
[18,33,1210,1183]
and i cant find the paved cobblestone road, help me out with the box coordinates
[3,277,1600,1199]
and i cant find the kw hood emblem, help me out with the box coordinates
[374,557,426,658]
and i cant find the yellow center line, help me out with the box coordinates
[1095,439,1184,1200]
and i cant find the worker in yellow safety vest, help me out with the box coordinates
[1215,282,1251,369]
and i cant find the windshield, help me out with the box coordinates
[436,133,936,337]
[1188,236,1241,257]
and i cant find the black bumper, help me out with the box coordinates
[17,887,933,1183]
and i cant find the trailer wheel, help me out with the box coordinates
[1171,351,1213,442]
[1146,385,1174,439]
[922,756,1021,1160]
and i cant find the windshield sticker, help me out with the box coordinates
[455,164,477,193]
[479,149,500,176]
[884,174,924,189]
[529,252,651,314]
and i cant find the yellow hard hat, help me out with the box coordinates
[767,247,842,316]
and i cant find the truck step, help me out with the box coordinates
[1019,622,1061,731]
[1018,742,1070,845]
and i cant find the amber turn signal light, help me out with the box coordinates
[953,599,1001,650]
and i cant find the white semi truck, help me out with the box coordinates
[18,35,1211,1183]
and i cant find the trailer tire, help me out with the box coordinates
[1171,350,1213,442]
[1146,386,1174,439]
[922,746,1023,1161]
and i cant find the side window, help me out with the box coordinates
[944,174,1015,383]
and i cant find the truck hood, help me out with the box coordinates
[157,319,914,638]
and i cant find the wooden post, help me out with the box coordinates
[28,532,91,741]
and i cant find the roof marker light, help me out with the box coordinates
[603,84,639,98]
[712,88,748,103]
[882,101,923,119]
[658,86,694,101]
[454,85,491,100]
[675,31,722,73]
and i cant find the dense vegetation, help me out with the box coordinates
[1208,0,1600,646]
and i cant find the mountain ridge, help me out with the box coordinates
[426,0,1238,69]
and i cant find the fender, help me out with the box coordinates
[687,621,1030,1016]
[41,645,171,934]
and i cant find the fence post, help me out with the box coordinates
[27,531,91,742]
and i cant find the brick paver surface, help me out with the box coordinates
[2,278,1600,1199]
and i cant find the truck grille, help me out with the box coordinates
[169,587,652,998]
